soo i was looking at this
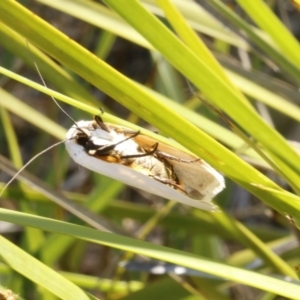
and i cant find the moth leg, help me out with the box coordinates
[120,143,159,159]
[115,128,137,135]
[88,130,141,156]
[156,151,199,163]
[151,175,188,195]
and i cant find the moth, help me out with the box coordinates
[0,61,224,211]
[65,115,225,211]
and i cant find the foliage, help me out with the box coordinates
[0,0,300,299]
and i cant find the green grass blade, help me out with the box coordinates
[0,209,300,299]
[1,1,300,220]
[237,0,300,67]
[0,235,93,300]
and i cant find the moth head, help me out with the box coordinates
[66,119,116,155]
[75,127,92,146]
[65,121,92,143]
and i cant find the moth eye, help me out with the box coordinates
[76,135,89,146]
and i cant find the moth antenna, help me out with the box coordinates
[0,139,69,198]
[2,43,81,197]
[26,41,79,127]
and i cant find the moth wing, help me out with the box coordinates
[169,159,225,201]
[132,133,225,201]
[65,137,216,211]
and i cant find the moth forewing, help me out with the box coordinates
[112,124,225,200]
[65,119,225,211]
[169,160,225,201]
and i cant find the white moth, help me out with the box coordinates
[65,116,225,211]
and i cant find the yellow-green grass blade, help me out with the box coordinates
[15,269,142,297]
[104,201,286,241]
[220,60,300,105]
[237,0,300,68]
[0,67,223,155]
[101,1,300,188]
[1,146,293,286]
[36,0,300,120]
[0,235,94,300]
[19,201,46,255]
[94,31,117,60]
[0,108,23,168]
[149,0,300,168]
[142,84,289,169]
[37,0,248,50]
[0,155,120,235]
[226,236,296,268]
[0,69,287,213]
[151,54,186,102]
[37,0,152,50]
[0,87,65,140]
[0,23,98,106]
[0,66,252,158]
[205,212,296,278]
[225,69,300,123]
[60,271,143,293]
[0,185,286,242]
[0,209,300,299]
[0,64,248,167]
[40,178,124,265]
[144,0,249,48]
[0,64,276,173]
[156,0,232,85]
[206,0,300,82]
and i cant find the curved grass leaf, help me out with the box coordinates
[0,209,299,299]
